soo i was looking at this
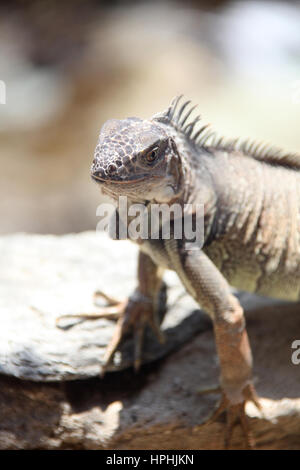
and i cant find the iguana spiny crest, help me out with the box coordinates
[154,95,300,170]
[91,95,300,202]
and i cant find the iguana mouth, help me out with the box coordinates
[91,173,162,184]
[91,173,148,184]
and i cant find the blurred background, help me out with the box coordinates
[1,0,300,234]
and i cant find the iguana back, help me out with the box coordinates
[199,148,300,301]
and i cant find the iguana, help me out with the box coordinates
[85,96,300,448]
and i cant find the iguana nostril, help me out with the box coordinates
[91,167,105,179]
[107,164,117,175]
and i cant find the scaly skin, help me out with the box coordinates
[81,97,300,448]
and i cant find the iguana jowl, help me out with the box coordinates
[90,96,300,448]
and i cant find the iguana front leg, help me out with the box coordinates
[166,243,261,448]
[100,250,166,373]
[58,251,166,374]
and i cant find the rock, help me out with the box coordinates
[0,232,299,449]
[0,232,212,381]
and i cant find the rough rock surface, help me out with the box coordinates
[0,232,211,380]
[0,232,299,449]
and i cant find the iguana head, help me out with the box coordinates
[92,95,300,205]
[91,109,185,203]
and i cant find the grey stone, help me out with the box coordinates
[0,232,209,380]
[0,232,290,382]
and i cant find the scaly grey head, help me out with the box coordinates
[91,104,186,203]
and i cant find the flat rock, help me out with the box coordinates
[0,232,299,449]
[0,232,211,381]
[0,232,288,381]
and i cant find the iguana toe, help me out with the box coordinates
[202,383,261,449]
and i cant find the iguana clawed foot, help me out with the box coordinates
[201,383,261,449]
[95,289,165,375]
[57,289,165,375]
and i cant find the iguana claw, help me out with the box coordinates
[99,291,165,375]
[57,289,165,376]
[202,383,261,449]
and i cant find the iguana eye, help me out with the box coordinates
[146,147,159,163]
